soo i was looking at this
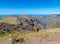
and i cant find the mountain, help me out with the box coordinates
[0,14,60,33]
[36,14,60,28]
[0,15,42,33]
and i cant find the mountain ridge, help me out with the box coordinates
[0,14,60,33]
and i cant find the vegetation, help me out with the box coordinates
[0,15,60,44]
[56,22,60,27]
[0,29,59,41]
[0,32,6,37]
[0,32,7,40]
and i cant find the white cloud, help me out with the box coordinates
[0,8,60,15]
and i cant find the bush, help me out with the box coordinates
[0,32,6,37]
[56,22,60,27]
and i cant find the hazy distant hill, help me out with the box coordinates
[36,14,60,28]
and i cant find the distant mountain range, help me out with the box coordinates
[35,14,60,29]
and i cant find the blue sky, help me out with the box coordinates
[0,0,60,14]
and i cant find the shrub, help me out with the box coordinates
[0,32,6,37]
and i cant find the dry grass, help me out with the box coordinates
[0,28,60,41]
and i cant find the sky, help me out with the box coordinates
[0,0,60,15]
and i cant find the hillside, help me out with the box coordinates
[0,14,60,44]
[0,15,42,34]
[0,28,60,44]
[32,14,60,28]
[0,14,60,29]
[0,15,60,33]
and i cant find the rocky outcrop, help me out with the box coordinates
[17,15,42,32]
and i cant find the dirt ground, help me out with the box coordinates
[25,35,60,44]
[0,28,60,44]
[0,35,60,44]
